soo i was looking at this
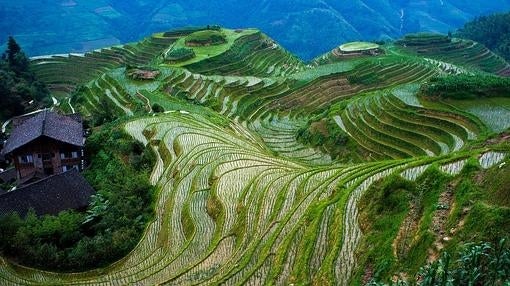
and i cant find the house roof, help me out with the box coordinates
[0,169,94,217]
[1,110,84,155]
[0,168,16,183]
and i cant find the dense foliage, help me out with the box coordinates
[0,124,156,271]
[166,47,196,62]
[297,117,349,159]
[458,12,510,62]
[151,103,165,113]
[0,37,49,121]
[368,239,510,286]
[421,74,510,99]
[185,30,227,46]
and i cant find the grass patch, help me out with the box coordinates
[185,30,227,47]
[165,48,196,63]
[206,191,223,221]
[354,167,450,283]
[355,175,414,283]
[164,28,258,67]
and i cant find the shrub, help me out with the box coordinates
[166,48,195,62]
[416,239,510,286]
[296,117,350,160]
[185,30,227,46]
[421,74,510,99]
[152,103,165,113]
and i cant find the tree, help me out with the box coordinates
[0,37,50,121]
[6,36,21,64]
[5,37,30,75]
[151,103,164,113]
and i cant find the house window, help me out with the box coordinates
[18,154,33,164]
[60,151,79,159]
[63,165,79,172]
[42,153,52,161]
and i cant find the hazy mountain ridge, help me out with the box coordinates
[2,0,510,60]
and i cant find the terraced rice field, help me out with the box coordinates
[333,89,484,160]
[1,30,509,285]
[0,110,504,285]
[443,97,510,133]
[339,42,380,52]
[182,31,305,77]
[31,33,178,92]
[273,58,438,112]
[398,34,510,76]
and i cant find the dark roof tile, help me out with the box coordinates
[1,110,83,155]
[0,169,94,217]
[0,168,16,183]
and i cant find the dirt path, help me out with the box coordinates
[427,181,456,262]
[393,196,421,260]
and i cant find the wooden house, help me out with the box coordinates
[1,110,85,185]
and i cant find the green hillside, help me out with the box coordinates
[0,28,509,285]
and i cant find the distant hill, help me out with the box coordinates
[1,0,510,60]
[457,12,510,62]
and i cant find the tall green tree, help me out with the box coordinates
[0,37,49,121]
[6,36,21,64]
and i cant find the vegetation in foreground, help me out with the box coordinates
[355,159,510,284]
[368,239,510,286]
